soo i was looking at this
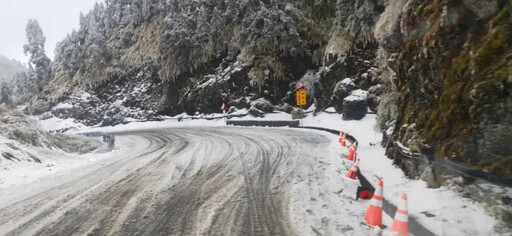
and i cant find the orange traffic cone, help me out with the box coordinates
[347,144,356,161]
[346,158,360,179]
[391,193,409,236]
[338,131,346,147]
[363,180,383,227]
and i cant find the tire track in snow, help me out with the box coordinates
[0,133,178,236]
[0,134,163,234]
[0,127,330,236]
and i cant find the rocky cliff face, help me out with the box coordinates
[25,0,511,177]
[375,0,512,178]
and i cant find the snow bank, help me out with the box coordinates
[0,108,106,190]
[0,137,114,190]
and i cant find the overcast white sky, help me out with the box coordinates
[0,0,100,64]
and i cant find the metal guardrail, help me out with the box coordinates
[160,112,252,121]
[78,131,116,149]
[77,131,105,137]
[392,141,512,188]
[227,120,300,127]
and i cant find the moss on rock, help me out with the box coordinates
[388,1,512,177]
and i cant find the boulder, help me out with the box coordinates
[367,84,384,112]
[420,165,440,188]
[248,107,264,117]
[367,94,380,113]
[229,97,251,109]
[228,106,238,114]
[356,67,382,90]
[342,89,368,120]
[331,78,357,113]
[275,103,294,113]
[368,84,385,96]
[250,98,274,113]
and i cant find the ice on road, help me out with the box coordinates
[0,127,372,236]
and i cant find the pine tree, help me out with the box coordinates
[23,19,52,92]
[0,80,13,108]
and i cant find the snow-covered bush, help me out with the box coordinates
[0,107,102,154]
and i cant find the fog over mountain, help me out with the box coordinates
[0,55,26,82]
[0,0,99,63]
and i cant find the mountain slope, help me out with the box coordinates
[28,0,386,125]
[0,55,25,82]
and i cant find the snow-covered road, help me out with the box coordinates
[0,127,374,235]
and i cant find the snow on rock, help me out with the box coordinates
[51,102,74,111]
[367,84,384,112]
[248,106,265,117]
[80,92,92,101]
[346,89,368,100]
[250,98,274,113]
[342,89,368,120]
[331,78,358,113]
[340,78,356,86]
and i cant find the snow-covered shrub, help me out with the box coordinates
[0,107,102,153]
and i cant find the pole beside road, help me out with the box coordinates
[296,81,306,125]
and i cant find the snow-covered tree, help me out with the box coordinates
[10,70,33,105]
[23,19,52,92]
[0,81,13,108]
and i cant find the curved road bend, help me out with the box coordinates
[0,127,333,236]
